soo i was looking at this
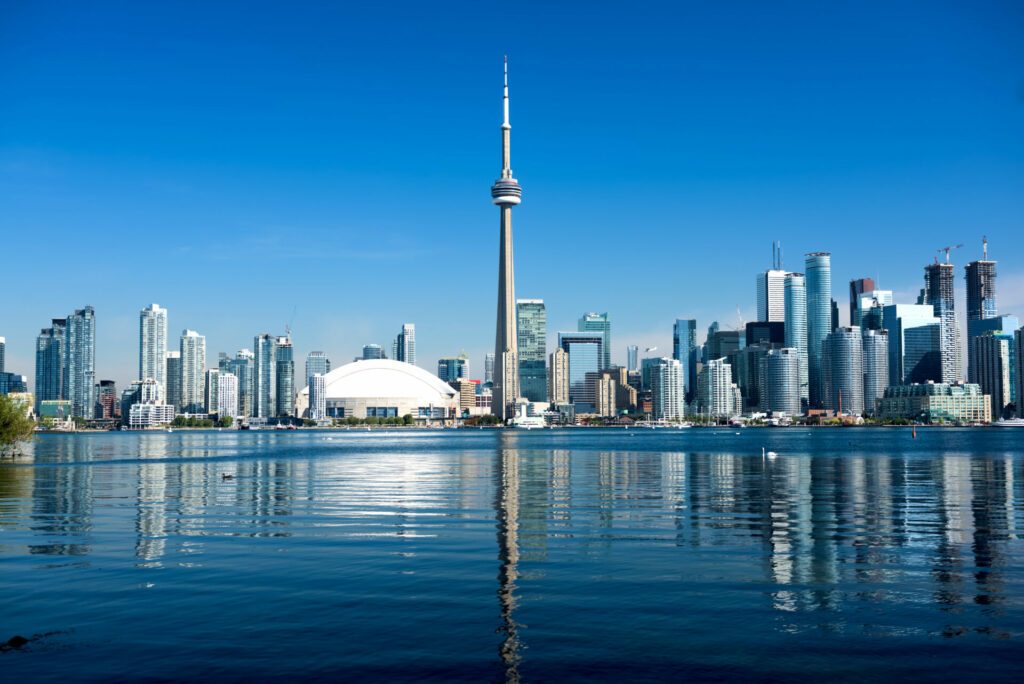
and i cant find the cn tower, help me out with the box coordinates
[491,57,522,421]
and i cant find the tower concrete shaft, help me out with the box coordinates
[491,58,522,421]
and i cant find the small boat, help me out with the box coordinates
[994,418,1024,427]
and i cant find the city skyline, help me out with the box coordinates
[2,3,1023,392]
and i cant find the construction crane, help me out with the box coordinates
[936,244,963,264]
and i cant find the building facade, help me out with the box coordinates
[306,351,331,380]
[651,358,686,421]
[970,331,1013,419]
[672,319,699,402]
[139,303,168,392]
[63,306,96,419]
[756,269,787,323]
[923,261,963,383]
[698,358,737,418]
[558,332,604,412]
[35,319,66,412]
[862,329,889,416]
[217,372,239,419]
[548,347,569,405]
[517,299,547,402]
[877,383,991,424]
[822,327,864,415]
[393,324,416,365]
[179,329,206,413]
[276,336,294,417]
[437,355,470,383]
[805,252,832,408]
[164,351,181,410]
[762,348,801,416]
[252,334,277,419]
[578,312,611,370]
[783,273,808,404]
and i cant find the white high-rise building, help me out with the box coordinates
[309,373,327,421]
[139,303,167,390]
[699,358,738,418]
[179,329,206,413]
[651,358,686,421]
[393,323,416,365]
[217,372,239,419]
[757,270,787,323]
[548,348,569,404]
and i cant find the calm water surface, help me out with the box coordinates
[1,428,1023,682]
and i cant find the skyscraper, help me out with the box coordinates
[848,278,876,330]
[276,335,294,417]
[164,351,181,410]
[95,380,118,419]
[882,304,940,385]
[204,369,220,415]
[651,358,686,421]
[967,315,1020,387]
[626,345,639,373]
[223,349,254,418]
[306,351,331,381]
[852,290,894,328]
[757,272,787,323]
[437,355,470,383]
[578,313,611,370]
[35,319,66,412]
[179,329,206,413]
[361,344,384,360]
[516,299,547,402]
[822,327,864,415]
[783,273,808,404]
[491,58,522,421]
[971,331,1012,419]
[0,336,4,373]
[484,353,495,386]
[64,306,96,419]
[805,252,832,408]
[672,319,698,402]
[698,358,737,418]
[1016,328,1024,418]
[762,348,801,416]
[217,372,239,419]
[965,237,997,322]
[139,303,168,391]
[253,334,277,419]
[862,329,889,417]
[548,347,569,404]
[393,324,416,365]
[923,260,962,383]
[558,331,603,412]
[308,373,327,421]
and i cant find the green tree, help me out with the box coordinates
[0,394,35,457]
[402,414,413,426]
[218,416,234,428]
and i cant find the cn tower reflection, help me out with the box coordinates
[494,432,521,683]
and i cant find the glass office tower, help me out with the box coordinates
[672,319,698,402]
[64,306,96,419]
[783,273,808,406]
[558,331,603,412]
[516,299,547,401]
[805,253,832,408]
[578,313,611,370]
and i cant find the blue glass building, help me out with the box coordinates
[805,253,832,408]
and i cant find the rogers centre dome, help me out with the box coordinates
[296,359,458,420]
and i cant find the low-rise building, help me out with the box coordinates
[876,382,991,423]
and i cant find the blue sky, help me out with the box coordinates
[2,1,1022,390]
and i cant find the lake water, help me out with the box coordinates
[1,428,1023,682]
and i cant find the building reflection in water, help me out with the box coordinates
[494,433,521,683]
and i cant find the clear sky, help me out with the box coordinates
[2,1,1022,390]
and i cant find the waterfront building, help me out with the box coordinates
[35,320,66,412]
[626,345,639,373]
[393,324,416,365]
[756,270,787,323]
[1017,328,1024,418]
[783,273,808,403]
[877,382,991,424]
[306,351,331,380]
[604,366,637,412]
[733,343,772,412]
[651,358,685,421]
[517,299,547,401]
[548,347,569,405]
[62,306,96,419]
[164,351,181,409]
[967,316,1019,409]
[591,371,617,418]
[0,336,4,373]
[848,278,876,328]
[361,344,384,360]
[762,348,801,416]
[139,304,168,392]
[276,336,294,417]
[308,373,326,421]
[881,304,941,385]
[558,332,603,412]
[489,59,523,420]
[452,379,478,413]
[698,358,737,418]
[862,329,889,416]
[822,327,864,415]
[252,334,277,419]
[578,313,612,370]
[204,369,220,415]
[223,350,254,418]
[922,261,963,383]
[672,319,698,402]
[484,353,495,386]
[179,329,206,413]
[805,252,832,408]
[965,238,997,321]
[95,380,118,419]
[128,403,176,429]
[39,400,73,420]
[437,355,470,383]
[217,372,239,419]
[970,331,1013,419]
[295,360,458,420]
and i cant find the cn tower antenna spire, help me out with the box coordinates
[503,55,510,129]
